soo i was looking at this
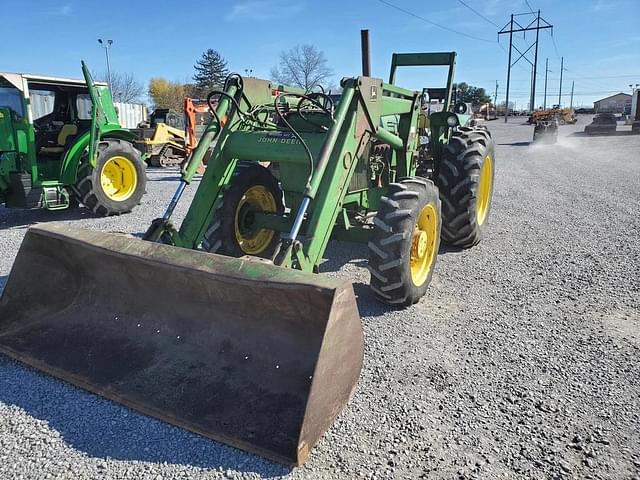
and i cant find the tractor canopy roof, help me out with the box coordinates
[0,72,107,91]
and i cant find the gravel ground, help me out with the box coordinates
[1,116,639,479]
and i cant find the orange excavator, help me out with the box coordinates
[183,97,211,156]
[184,97,212,173]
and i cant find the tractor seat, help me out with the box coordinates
[40,124,78,154]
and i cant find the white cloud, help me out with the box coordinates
[57,3,72,15]
[225,0,304,22]
[591,0,622,11]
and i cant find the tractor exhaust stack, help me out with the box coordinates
[361,29,371,76]
[0,224,363,465]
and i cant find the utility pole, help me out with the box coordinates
[531,10,541,111]
[558,56,566,107]
[530,66,535,111]
[570,80,575,109]
[494,81,498,106]
[498,11,553,122]
[543,58,551,109]
[98,39,113,91]
[503,14,513,122]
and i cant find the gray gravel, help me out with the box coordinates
[1,116,639,479]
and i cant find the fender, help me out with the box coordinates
[60,127,138,185]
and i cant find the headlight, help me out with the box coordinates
[447,115,458,127]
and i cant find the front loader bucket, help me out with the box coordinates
[0,224,363,466]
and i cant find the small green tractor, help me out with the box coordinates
[0,45,496,466]
[0,62,146,214]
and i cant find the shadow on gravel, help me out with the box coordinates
[0,357,289,478]
[0,206,97,229]
[569,131,637,137]
[351,282,395,317]
[145,167,204,183]
[0,275,6,294]
[320,240,368,272]
[498,141,531,146]
[147,175,182,182]
[319,241,463,316]
[437,244,464,255]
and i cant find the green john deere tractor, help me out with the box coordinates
[0,62,146,214]
[0,42,495,466]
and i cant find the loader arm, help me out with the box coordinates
[163,75,420,271]
[81,61,121,167]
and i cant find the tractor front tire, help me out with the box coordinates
[368,177,441,307]
[436,126,495,248]
[202,161,284,258]
[74,139,146,216]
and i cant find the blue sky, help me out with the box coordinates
[1,0,639,108]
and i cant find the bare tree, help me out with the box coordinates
[95,71,145,103]
[270,44,333,91]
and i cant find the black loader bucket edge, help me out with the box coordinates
[0,223,364,465]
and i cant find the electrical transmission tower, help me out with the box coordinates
[498,11,553,122]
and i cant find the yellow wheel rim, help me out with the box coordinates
[234,185,277,255]
[100,156,138,202]
[476,154,493,225]
[410,203,438,287]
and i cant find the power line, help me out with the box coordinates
[547,30,561,60]
[527,0,562,63]
[572,73,640,80]
[508,90,626,95]
[375,0,494,43]
[524,0,535,13]
[498,40,542,77]
[499,11,553,115]
[456,0,499,27]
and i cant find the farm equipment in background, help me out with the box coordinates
[632,88,640,134]
[584,113,618,135]
[132,108,187,167]
[529,106,576,125]
[132,97,212,168]
[0,36,495,466]
[183,96,212,155]
[479,102,497,121]
[532,118,559,144]
[0,62,146,214]
[183,97,213,173]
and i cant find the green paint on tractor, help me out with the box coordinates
[0,43,497,467]
[0,62,146,214]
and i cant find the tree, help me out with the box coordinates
[148,78,187,112]
[456,82,492,106]
[95,71,144,103]
[193,49,229,95]
[270,44,333,91]
[497,100,515,114]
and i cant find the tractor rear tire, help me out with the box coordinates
[202,161,284,258]
[436,126,495,248]
[368,177,441,307]
[74,139,146,216]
